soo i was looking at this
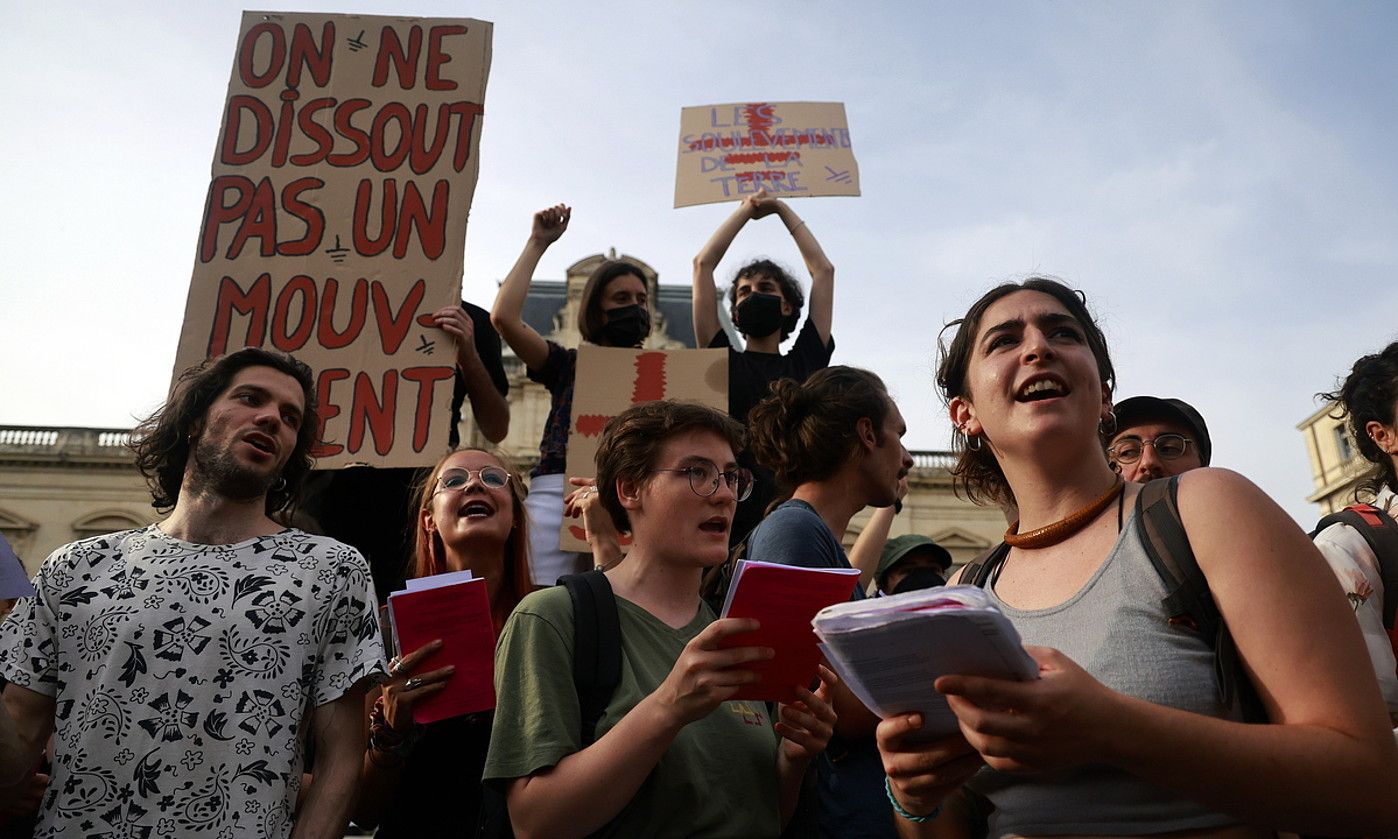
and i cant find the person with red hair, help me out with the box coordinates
[354,448,534,837]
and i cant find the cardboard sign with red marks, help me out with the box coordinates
[560,346,728,552]
[675,101,860,208]
[173,11,493,467]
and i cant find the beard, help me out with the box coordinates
[189,434,276,502]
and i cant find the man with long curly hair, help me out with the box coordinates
[0,348,384,838]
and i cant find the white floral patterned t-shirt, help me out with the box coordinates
[0,525,385,838]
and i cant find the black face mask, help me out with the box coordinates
[889,567,947,596]
[735,293,784,339]
[600,305,651,347]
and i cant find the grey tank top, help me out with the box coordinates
[965,509,1244,836]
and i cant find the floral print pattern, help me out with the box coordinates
[0,526,385,837]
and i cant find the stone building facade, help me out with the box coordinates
[1298,401,1372,515]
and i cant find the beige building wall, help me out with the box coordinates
[0,427,158,575]
[1298,401,1371,515]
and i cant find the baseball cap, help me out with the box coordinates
[1112,396,1212,466]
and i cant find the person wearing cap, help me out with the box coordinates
[1107,395,1212,482]
[875,534,953,597]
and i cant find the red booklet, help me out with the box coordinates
[387,572,496,724]
[718,560,860,703]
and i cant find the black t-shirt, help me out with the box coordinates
[371,713,493,838]
[305,301,509,599]
[707,318,834,544]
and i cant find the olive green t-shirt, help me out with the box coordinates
[484,586,781,837]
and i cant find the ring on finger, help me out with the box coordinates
[404,677,424,691]
[388,656,404,676]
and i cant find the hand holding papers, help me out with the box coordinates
[718,560,860,702]
[813,585,1037,738]
[387,570,496,724]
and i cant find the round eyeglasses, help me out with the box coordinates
[651,462,754,502]
[1107,433,1192,465]
[434,466,512,493]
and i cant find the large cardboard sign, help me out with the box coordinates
[172,12,492,467]
[674,101,859,208]
[561,347,728,552]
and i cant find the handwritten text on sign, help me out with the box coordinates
[173,12,492,467]
[561,347,728,552]
[674,102,859,208]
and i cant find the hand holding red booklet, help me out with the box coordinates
[387,570,496,724]
[718,560,860,703]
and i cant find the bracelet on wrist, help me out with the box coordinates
[884,776,941,822]
[368,695,422,758]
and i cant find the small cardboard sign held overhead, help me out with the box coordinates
[172,11,492,468]
[675,101,859,208]
[561,347,728,553]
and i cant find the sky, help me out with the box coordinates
[2,1,1397,525]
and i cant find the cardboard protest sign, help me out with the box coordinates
[674,102,859,208]
[561,347,728,552]
[172,12,492,467]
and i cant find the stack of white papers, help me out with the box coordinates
[813,585,1037,739]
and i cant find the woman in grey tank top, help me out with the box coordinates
[875,278,1398,837]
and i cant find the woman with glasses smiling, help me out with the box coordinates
[354,448,534,837]
[484,400,837,838]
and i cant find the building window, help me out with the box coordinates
[1335,425,1355,463]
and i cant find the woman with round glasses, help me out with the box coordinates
[485,400,836,837]
[1106,395,1211,482]
[354,448,534,837]
[875,278,1398,836]
[740,365,913,838]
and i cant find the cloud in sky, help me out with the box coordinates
[2,0,1396,525]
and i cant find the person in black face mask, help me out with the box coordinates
[692,190,836,546]
[492,204,650,586]
[873,534,952,596]
[600,303,651,348]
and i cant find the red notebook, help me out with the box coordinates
[387,572,496,724]
[718,560,860,703]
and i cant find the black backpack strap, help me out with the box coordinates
[960,542,1010,588]
[561,570,622,746]
[1135,476,1265,722]
[1313,505,1398,630]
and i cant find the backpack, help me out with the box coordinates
[959,475,1267,723]
[476,570,622,838]
[1309,502,1398,674]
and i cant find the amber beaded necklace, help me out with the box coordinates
[1003,478,1125,549]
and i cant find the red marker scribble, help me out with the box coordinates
[570,525,633,546]
[632,353,667,402]
[723,151,797,166]
[743,103,775,132]
[575,414,613,437]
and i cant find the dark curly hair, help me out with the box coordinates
[726,259,804,341]
[130,348,319,516]
[1319,340,1398,500]
[935,277,1116,508]
[747,366,890,493]
[595,401,745,533]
